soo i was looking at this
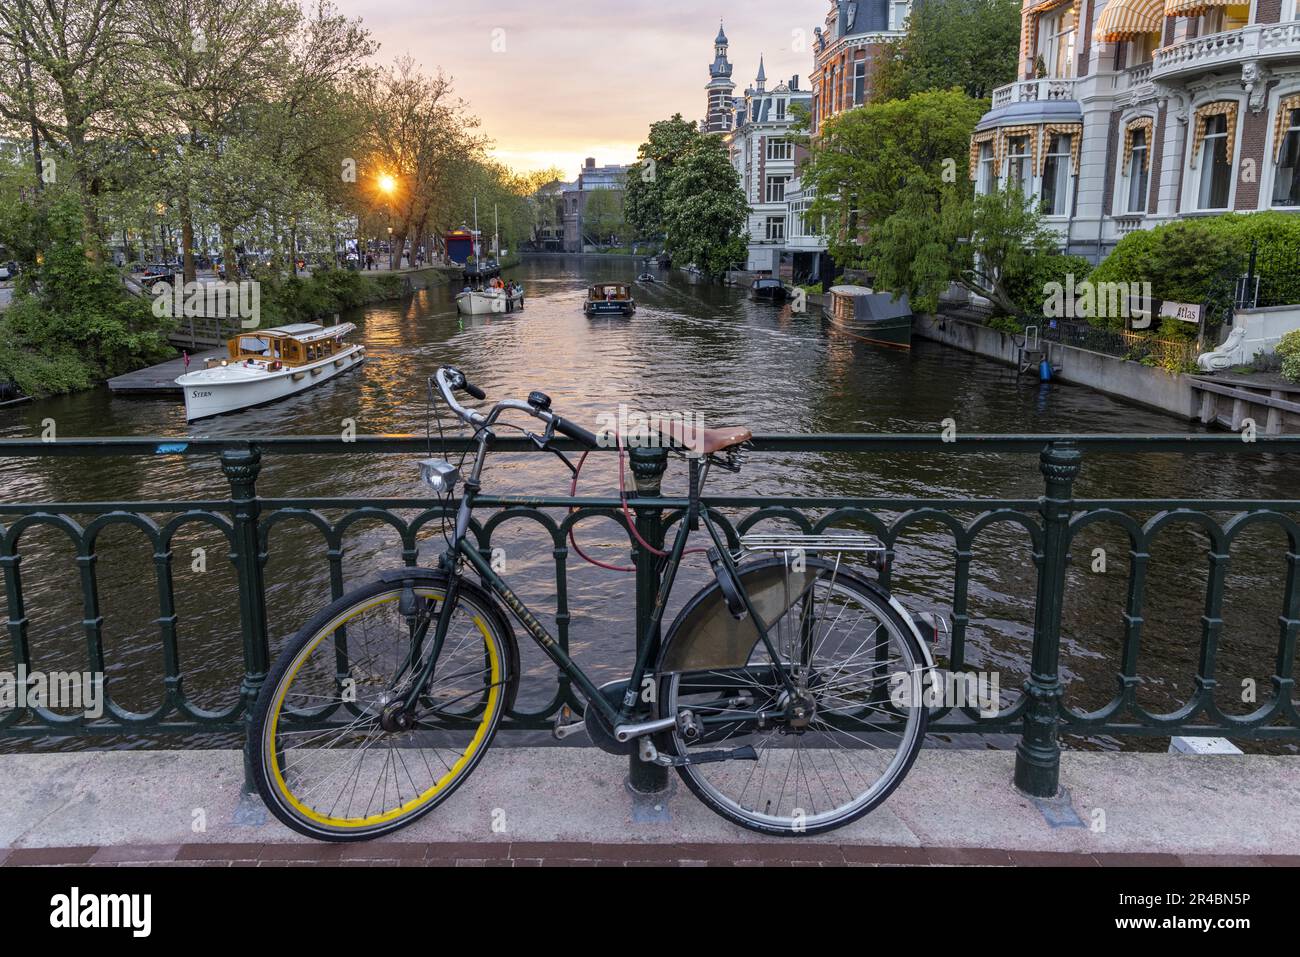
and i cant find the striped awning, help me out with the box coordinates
[1096,0,1164,41]
[1165,0,1233,17]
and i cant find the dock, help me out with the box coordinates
[107,349,223,395]
[1190,373,1300,434]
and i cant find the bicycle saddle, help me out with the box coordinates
[659,421,752,454]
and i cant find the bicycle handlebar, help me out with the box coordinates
[433,366,601,448]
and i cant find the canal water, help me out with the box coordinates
[1,256,1295,753]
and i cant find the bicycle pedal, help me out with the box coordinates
[551,704,587,741]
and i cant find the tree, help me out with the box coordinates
[802,89,985,281]
[873,0,1022,103]
[661,136,747,276]
[0,0,139,253]
[582,188,627,247]
[624,113,699,243]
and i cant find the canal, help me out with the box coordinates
[1,255,1295,753]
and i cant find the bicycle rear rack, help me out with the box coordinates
[739,531,885,557]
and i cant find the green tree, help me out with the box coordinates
[802,89,985,295]
[873,0,1022,102]
[624,113,699,243]
[582,188,627,247]
[661,136,747,276]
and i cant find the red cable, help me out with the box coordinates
[565,429,706,572]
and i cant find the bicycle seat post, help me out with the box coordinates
[626,444,671,795]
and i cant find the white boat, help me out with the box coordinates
[176,322,365,420]
[455,287,506,315]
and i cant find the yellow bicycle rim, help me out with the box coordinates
[266,588,501,829]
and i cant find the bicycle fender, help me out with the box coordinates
[377,567,522,712]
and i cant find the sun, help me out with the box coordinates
[377,173,397,194]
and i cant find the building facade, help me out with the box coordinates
[561,158,632,252]
[726,61,814,272]
[971,0,1300,262]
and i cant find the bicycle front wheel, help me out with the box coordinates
[658,561,929,836]
[250,576,512,841]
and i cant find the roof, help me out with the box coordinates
[975,99,1083,132]
[715,21,727,44]
[258,322,356,343]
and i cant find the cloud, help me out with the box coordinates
[332,0,828,172]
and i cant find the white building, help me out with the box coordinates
[726,60,814,273]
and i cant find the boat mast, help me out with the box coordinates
[493,204,499,262]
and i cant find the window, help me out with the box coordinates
[1039,7,1076,79]
[1200,4,1248,35]
[775,98,786,120]
[1273,107,1300,206]
[1041,134,1072,215]
[891,1,909,30]
[976,141,997,194]
[1006,135,1030,190]
[765,175,790,203]
[765,216,786,241]
[853,60,866,107]
[1197,114,1232,209]
[1126,129,1149,213]
[767,139,792,161]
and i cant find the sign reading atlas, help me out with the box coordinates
[151,279,261,328]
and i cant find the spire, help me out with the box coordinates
[756,55,766,91]
[715,20,727,45]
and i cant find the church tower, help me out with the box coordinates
[703,21,735,134]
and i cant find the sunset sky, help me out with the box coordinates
[335,0,830,177]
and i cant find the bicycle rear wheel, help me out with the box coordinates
[250,576,512,841]
[658,561,928,836]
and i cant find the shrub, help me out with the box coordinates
[1004,251,1093,317]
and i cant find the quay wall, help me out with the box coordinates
[914,314,1201,422]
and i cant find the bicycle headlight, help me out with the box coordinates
[416,458,460,494]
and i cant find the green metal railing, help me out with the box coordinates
[1,433,1298,799]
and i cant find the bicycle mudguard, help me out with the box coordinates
[657,558,939,676]
[376,567,522,712]
[658,559,819,673]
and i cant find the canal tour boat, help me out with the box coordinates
[176,322,365,420]
[584,282,636,317]
[823,285,913,349]
[454,199,522,316]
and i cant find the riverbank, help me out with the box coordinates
[1,748,1295,863]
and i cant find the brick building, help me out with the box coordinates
[970,0,1300,261]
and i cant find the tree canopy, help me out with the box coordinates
[873,0,1023,103]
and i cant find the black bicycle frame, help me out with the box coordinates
[405,433,794,731]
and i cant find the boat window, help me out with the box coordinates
[239,337,270,355]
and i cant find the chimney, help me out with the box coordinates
[585,157,595,169]
[791,75,799,91]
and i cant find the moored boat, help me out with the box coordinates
[176,322,365,420]
[584,282,636,316]
[750,277,790,303]
[823,285,912,348]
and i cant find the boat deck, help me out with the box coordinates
[107,349,224,394]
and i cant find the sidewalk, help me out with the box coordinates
[1,748,1297,865]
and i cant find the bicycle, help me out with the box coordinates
[249,366,938,840]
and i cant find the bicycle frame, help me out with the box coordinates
[405,430,796,734]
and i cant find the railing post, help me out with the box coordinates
[222,447,270,790]
[1014,441,1081,798]
[627,444,670,794]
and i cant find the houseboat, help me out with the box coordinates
[823,285,912,349]
[750,277,790,303]
[176,322,364,420]
[584,282,635,317]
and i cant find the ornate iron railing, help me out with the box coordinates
[1,433,1298,797]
